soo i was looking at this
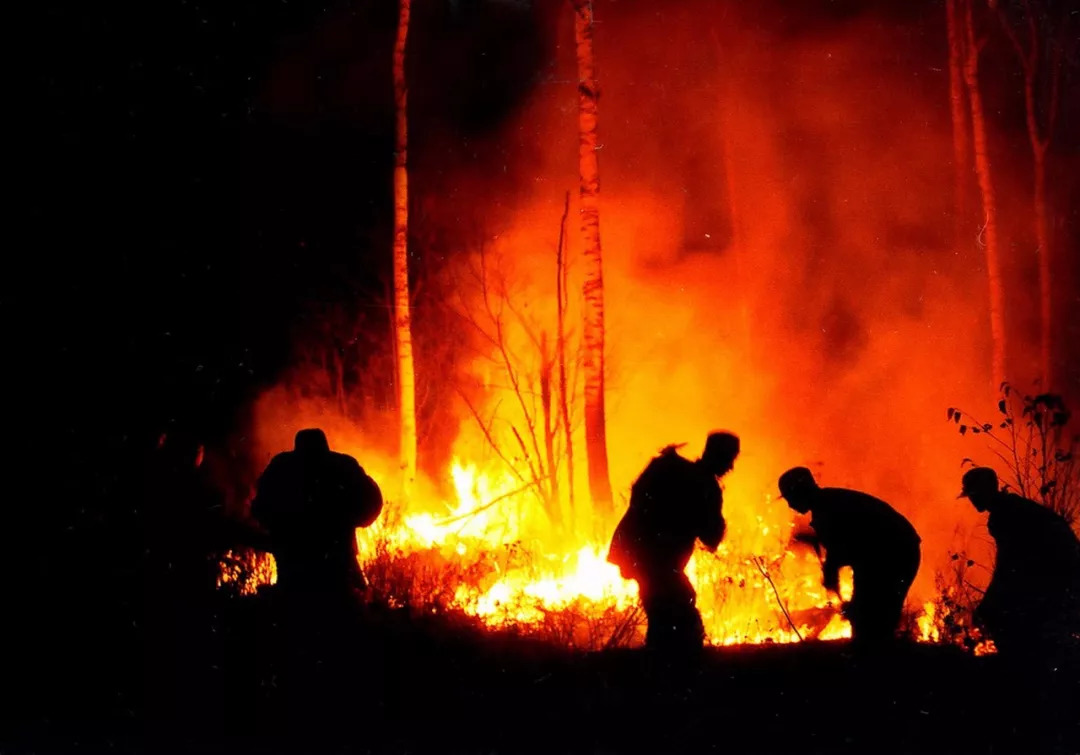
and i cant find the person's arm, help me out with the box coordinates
[607,511,640,579]
[250,456,284,530]
[974,572,1003,630]
[822,551,841,593]
[348,461,384,527]
[811,508,844,593]
[698,482,726,551]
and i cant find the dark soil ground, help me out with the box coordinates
[10,588,1079,755]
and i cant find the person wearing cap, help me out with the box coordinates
[958,466,1080,658]
[778,467,921,646]
[607,431,740,652]
[252,428,384,597]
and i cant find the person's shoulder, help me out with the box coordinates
[999,493,1048,520]
[328,449,359,462]
[328,451,363,470]
[263,450,295,470]
[1006,493,1073,529]
[643,445,689,471]
[819,487,865,506]
[657,444,689,461]
[820,487,896,518]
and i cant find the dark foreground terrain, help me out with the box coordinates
[10,588,1079,755]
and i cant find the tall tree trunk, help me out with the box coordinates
[556,192,575,519]
[960,0,1007,391]
[1033,149,1050,387]
[393,0,417,490]
[994,0,1065,389]
[572,0,613,514]
[946,0,972,247]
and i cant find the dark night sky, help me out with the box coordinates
[25,1,552,448]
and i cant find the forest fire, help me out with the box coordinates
[204,0,1074,656]
[221,443,869,648]
[352,455,856,646]
[35,0,1080,750]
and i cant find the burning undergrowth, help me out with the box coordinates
[224,383,866,651]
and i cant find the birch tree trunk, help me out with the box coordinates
[393,0,418,490]
[960,0,1007,391]
[572,0,613,513]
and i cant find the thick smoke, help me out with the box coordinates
[250,0,1078,602]
[411,0,1053,598]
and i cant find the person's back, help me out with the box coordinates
[779,468,921,645]
[980,491,1080,650]
[989,492,1079,581]
[610,446,722,578]
[634,450,715,563]
[252,429,383,595]
[811,487,922,571]
[608,433,738,653]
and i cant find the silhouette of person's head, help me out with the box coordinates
[779,466,820,514]
[295,428,331,455]
[701,432,740,477]
[958,467,1000,513]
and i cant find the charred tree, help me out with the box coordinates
[393,0,418,490]
[994,0,1070,390]
[572,0,613,514]
[959,0,1008,391]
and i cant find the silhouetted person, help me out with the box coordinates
[959,467,1080,659]
[779,467,920,646]
[608,432,739,653]
[251,429,383,598]
[251,430,384,737]
[142,431,229,739]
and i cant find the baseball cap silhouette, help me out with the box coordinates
[778,466,817,499]
[958,467,998,498]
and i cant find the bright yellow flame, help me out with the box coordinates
[349,455,855,646]
[222,450,1001,649]
[916,601,941,643]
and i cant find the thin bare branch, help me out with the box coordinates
[436,478,549,526]
[456,388,527,485]
[511,424,544,502]
[751,556,803,642]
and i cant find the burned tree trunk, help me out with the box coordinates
[946,0,972,247]
[393,0,418,490]
[959,0,1007,391]
[572,0,613,514]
